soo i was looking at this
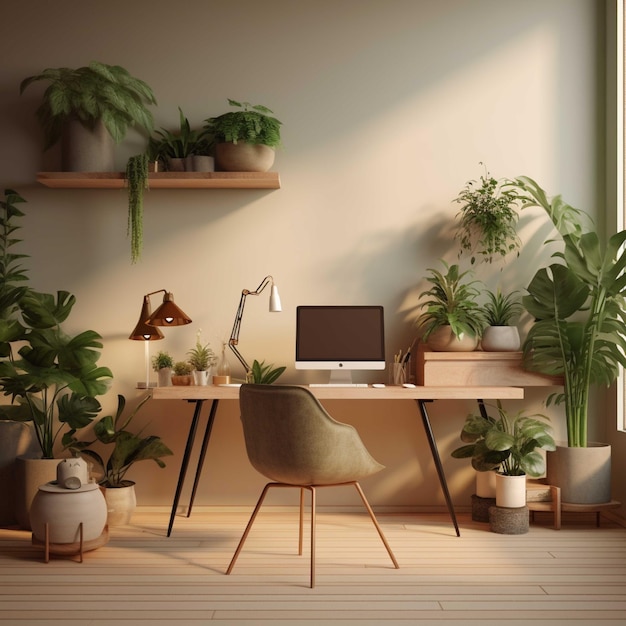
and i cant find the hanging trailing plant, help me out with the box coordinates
[126,153,149,263]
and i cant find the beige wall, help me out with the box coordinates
[2,0,623,515]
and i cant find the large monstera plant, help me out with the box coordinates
[512,176,626,448]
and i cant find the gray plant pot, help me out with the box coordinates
[546,443,611,504]
[61,117,115,172]
[215,142,275,172]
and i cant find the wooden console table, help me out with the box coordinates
[151,384,524,538]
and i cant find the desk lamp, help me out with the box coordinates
[129,289,192,388]
[229,275,282,375]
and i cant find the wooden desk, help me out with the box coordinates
[151,384,524,537]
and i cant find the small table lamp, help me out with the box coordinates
[229,275,282,375]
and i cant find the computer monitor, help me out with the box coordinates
[295,305,385,384]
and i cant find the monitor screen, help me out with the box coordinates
[295,305,385,382]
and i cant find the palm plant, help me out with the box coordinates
[416,262,486,341]
[20,61,156,149]
[512,176,626,447]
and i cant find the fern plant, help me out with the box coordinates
[204,99,282,147]
[455,165,522,264]
[20,61,156,149]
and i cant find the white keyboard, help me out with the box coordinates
[308,383,369,388]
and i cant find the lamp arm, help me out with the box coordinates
[228,276,275,374]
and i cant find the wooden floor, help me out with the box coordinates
[0,508,625,625]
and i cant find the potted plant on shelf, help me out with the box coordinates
[187,332,217,386]
[451,401,555,508]
[480,288,523,352]
[510,175,626,504]
[20,61,156,172]
[152,351,174,387]
[203,99,281,172]
[416,261,486,351]
[67,394,172,525]
[454,164,522,265]
[171,361,193,386]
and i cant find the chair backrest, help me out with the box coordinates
[239,384,384,486]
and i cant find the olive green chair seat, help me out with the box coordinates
[226,384,399,588]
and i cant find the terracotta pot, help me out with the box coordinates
[215,142,275,172]
[546,443,611,504]
[426,326,479,352]
[481,326,521,352]
[172,375,193,386]
[495,472,526,508]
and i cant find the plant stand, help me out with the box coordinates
[489,505,529,535]
[527,480,562,530]
[471,494,495,522]
[32,523,109,563]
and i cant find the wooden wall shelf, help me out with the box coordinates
[36,171,281,190]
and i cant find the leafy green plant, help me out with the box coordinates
[151,351,173,371]
[482,288,522,326]
[187,332,216,371]
[67,394,172,488]
[151,107,211,161]
[125,153,149,264]
[20,61,156,149]
[511,175,626,447]
[416,261,486,341]
[451,401,555,476]
[204,99,282,147]
[173,361,192,376]
[454,165,522,264]
[246,360,286,384]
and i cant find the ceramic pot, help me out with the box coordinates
[103,482,137,526]
[56,457,89,489]
[481,326,521,352]
[167,157,186,171]
[426,326,479,352]
[192,155,215,172]
[0,421,40,526]
[476,470,497,499]
[172,375,193,386]
[157,367,172,387]
[61,117,114,172]
[215,142,275,172]
[30,482,107,544]
[192,370,210,386]
[546,443,611,504]
[495,473,526,508]
[14,456,60,530]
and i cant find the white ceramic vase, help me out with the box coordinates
[495,473,527,508]
[104,482,137,526]
[192,370,210,386]
[481,326,521,352]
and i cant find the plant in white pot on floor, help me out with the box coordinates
[511,176,626,504]
[68,394,172,526]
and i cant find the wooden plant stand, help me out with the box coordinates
[32,523,109,563]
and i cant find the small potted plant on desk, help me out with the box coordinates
[171,361,193,386]
[68,394,172,526]
[416,261,486,351]
[187,332,216,386]
[152,351,174,387]
[452,401,555,514]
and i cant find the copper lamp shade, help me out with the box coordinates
[147,291,192,326]
[129,296,165,341]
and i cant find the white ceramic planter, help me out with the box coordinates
[476,470,497,499]
[30,482,107,544]
[104,483,137,526]
[495,473,527,508]
[481,326,521,352]
[192,370,210,386]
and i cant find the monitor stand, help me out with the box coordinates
[328,368,353,384]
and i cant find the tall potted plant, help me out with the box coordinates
[416,261,486,351]
[20,61,156,171]
[511,176,626,503]
[68,394,172,525]
[203,99,281,172]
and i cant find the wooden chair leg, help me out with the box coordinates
[309,487,316,588]
[298,487,305,556]
[353,482,399,569]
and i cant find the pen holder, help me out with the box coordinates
[390,362,406,386]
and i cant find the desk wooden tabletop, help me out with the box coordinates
[151,384,524,401]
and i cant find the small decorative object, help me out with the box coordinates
[187,330,216,386]
[213,342,231,384]
[415,261,485,351]
[67,394,172,526]
[204,99,281,172]
[56,457,89,490]
[172,361,193,385]
[480,288,522,352]
[454,164,522,264]
[20,61,156,171]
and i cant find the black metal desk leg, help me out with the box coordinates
[186,399,219,518]
[167,399,205,537]
[416,400,461,537]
